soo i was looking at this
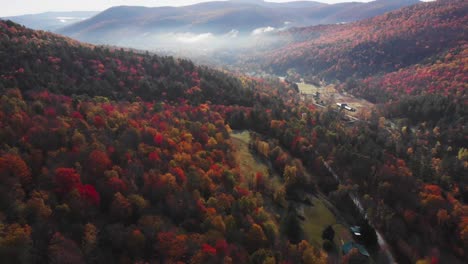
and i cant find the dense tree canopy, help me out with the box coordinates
[0,1,467,262]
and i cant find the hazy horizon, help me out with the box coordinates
[1,0,432,58]
[1,0,376,17]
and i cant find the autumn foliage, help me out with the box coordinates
[0,3,466,262]
[263,0,467,81]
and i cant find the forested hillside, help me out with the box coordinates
[262,0,467,82]
[241,1,468,262]
[0,20,253,106]
[342,44,467,103]
[0,20,329,263]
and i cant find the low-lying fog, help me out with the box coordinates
[95,26,288,64]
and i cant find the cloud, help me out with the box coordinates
[56,16,78,23]
[169,32,215,43]
[225,29,239,38]
[251,26,276,35]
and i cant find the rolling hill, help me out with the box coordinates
[0,19,319,263]
[55,0,420,46]
[0,19,254,106]
[257,0,467,99]
[3,11,98,31]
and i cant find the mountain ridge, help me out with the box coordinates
[258,0,467,82]
[55,0,420,44]
[3,11,98,31]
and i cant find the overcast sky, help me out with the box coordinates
[1,0,378,17]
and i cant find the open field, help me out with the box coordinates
[301,196,352,249]
[297,82,321,94]
[231,130,283,189]
[297,82,375,119]
[231,130,269,186]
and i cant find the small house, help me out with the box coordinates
[336,102,356,112]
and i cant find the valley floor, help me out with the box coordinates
[296,81,374,120]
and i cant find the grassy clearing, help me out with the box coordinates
[297,82,321,94]
[231,131,270,185]
[231,131,284,191]
[301,196,351,249]
[301,197,352,262]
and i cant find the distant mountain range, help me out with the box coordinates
[53,0,420,46]
[3,11,98,31]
